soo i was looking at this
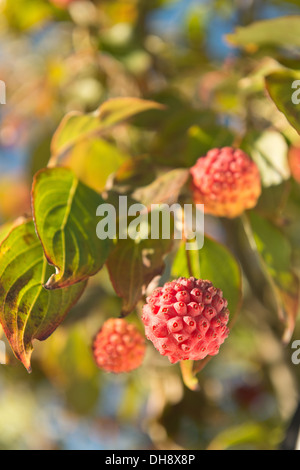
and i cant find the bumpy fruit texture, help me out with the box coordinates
[190,147,261,218]
[93,318,146,373]
[288,145,300,183]
[142,277,230,364]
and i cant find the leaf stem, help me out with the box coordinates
[180,360,199,391]
[185,248,194,278]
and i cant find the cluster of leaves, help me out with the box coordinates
[0,93,244,382]
[0,98,173,371]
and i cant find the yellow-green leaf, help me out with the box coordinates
[227,16,300,49]
[0,219,86,372]
[265,69,300,135]
[32,167,112,289]
[50,97,165,161]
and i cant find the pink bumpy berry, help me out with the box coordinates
[93,318,146,373]
[142,277,230,364]
[190,147,261,218]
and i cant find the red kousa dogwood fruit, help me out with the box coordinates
[93,318,146,373]
[190,147,261,218]
[288,145,300,183]
[142,277,230,364]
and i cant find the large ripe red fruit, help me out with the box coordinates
[190,147,261,218]
[142,277,230,364]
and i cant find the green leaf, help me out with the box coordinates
[132,168,189,208]
[226,16,300,49]
[265,69,300,135]
[53,138,132,193]
[0,219,86,372]
[50,97,165,161]
[249,131,290,187]
[151,108,233,168]
[172,237,242,316]
[106,237,173,315]
[207,422,272,450]
[0,221,16,244]
[247,212,300,343]
[32,167,112,289]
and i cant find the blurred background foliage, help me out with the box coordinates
[1,0,300,450]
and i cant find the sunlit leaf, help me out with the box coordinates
[227,16,300,49]
[50,97,165,161]
[54,138,132,193]
[32,167,112,289]
[0,219,86,371]
[265,69,300,135]
[249,131,290,187]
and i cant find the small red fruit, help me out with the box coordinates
[190,147,261,218]
[142,277,230,364]
[93,318,146,373]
